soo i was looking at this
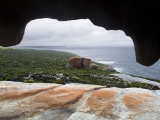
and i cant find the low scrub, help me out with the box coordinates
[0,48,159,90]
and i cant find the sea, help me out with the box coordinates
[15,46,160,80]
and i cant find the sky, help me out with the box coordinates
[18,18,133,47]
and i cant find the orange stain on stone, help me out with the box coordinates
[123,93,152,110]
[0,85,59,101]
[87,89,117,117]
[33,88,86,109]
[0,86,86,118]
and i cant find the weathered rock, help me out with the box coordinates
[56,73,63,78]
[21,73,32,80]
[0,1,160,66]
[103,65,116,72]
[32,73,45,80]
[0,81,160,120]
[67,56,99,69]
[67,56,91,69]
[90,63,99,69]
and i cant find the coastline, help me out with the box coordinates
[0,48,159,90]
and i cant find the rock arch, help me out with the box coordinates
[0,1,159,66]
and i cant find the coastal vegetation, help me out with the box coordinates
[0,48,159,90]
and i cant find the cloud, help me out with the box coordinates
[18,18,133,46]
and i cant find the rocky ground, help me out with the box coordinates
[0,81,160,120]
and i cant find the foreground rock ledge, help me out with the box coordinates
[0,81,160,120]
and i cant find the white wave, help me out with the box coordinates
[96,61,115,65]
[114,67,123,72]
[156,91,160,96]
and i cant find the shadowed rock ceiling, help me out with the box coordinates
[0,1,159,66]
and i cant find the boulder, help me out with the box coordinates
[67,56,91,69]
[0,81,160,120]
[56,73,63,78]
[90,63,99,69]
[103,65,116,72]
[67,56,99,69]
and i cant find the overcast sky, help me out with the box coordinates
[18,18,133,47]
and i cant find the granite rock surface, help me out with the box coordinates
[0,81,160,120]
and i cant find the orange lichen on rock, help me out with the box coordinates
[0,85,59,101]
[0,86,87,119]
[0,82,160,119]
[123,93,153,110]
[33,88,86,109]
[87,89,117,117]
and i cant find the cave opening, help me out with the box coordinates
[18,18,133,47]
[15,18,160,80]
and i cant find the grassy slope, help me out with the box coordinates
[0,48,159,90]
